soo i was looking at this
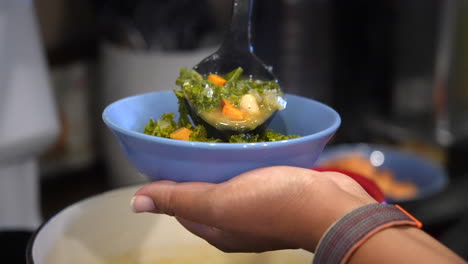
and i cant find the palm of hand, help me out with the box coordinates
[135,166,376,252]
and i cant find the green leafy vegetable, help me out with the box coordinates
[176,67,283,110]
[175,68,221,112]
[143,113,177,138]
[228,129,300,143]
[224,67,244,82]
[263,129,300,141]
[174,90,192,127]
[189,125,222,143]
[143,112,300,143]
[228,133,261,143]
[142,67,298,143]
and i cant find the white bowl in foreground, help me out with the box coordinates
[27,186,313,264]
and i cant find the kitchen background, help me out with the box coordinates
[0,0,467,262]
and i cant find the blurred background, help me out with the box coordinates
[1,0,467,262]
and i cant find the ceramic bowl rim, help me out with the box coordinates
[25,186,143,264]
[102,91,341,150]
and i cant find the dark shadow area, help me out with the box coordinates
[40,161,112,220]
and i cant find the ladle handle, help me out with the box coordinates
[221,0,253,54]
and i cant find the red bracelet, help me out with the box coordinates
[313,203,422,264]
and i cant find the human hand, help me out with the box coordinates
[131,166,377,253]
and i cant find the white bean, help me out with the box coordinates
[239,94,260,114]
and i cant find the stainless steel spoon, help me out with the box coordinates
[186,0,282,140]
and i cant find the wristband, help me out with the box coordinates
[313,203,422,264]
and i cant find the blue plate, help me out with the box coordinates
[316,144,449,203]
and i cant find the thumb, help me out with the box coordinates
[131,180,220,225]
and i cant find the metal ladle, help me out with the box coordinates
[186,0,283,140]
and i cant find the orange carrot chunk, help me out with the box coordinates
[208,74,227,86]
[170,127,193,141]
[222,98,244,120]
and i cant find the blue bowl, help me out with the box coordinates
[102,90,341,183]
[316,144,449,203]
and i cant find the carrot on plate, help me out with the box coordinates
[222,98,244,120]
[170,127,193,141]
[208,74,227,86]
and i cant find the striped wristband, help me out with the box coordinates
[313,203,422,264]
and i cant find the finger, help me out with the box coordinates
[131,180,220,225]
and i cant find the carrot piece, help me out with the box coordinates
[169,127,193,141]
[208,74,227,86]
[222,98,244,120]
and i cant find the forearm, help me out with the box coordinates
[348,226,466,264]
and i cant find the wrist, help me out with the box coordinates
[313,204,423,264]
[279,170,377,251]
[295,198,376,252]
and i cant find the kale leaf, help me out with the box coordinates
[143,67,297,143]
[143,113,178,138]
